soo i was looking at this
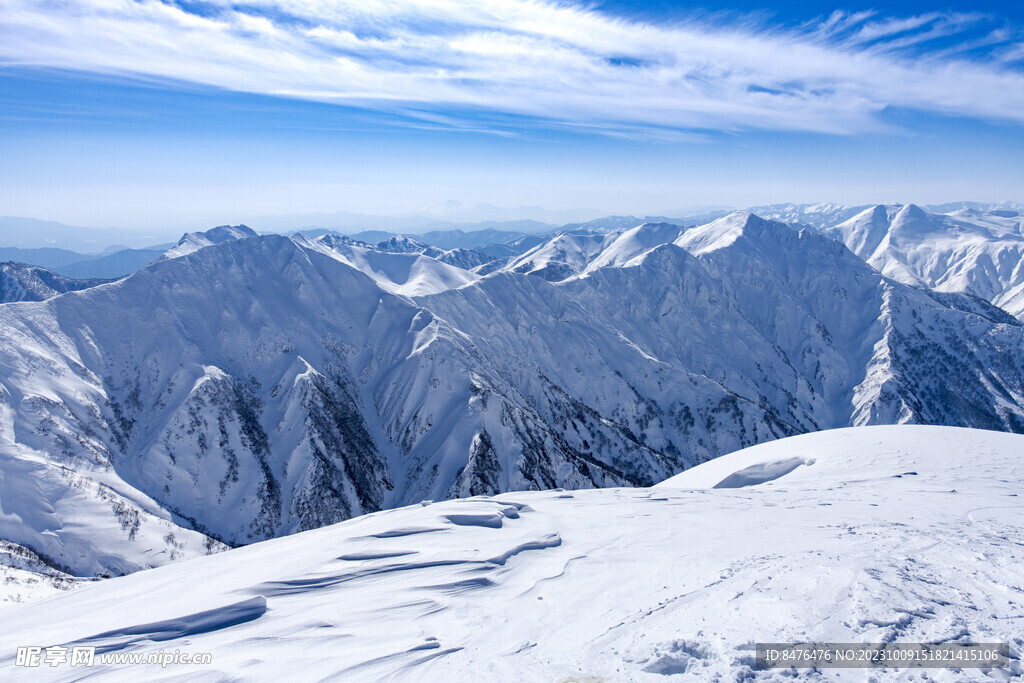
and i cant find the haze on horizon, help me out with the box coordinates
[1,0,1023,230]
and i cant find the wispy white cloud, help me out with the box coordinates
[1,0,1022,137]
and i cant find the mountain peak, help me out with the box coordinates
[889,204,938,239]
[673,211,777,255]
[204,224,258,241]
[374,235,431,254]
[895,203,927,220]
[634,221,684,232]
[163,224,258,259]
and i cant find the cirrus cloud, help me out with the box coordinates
[1,0,1022,138]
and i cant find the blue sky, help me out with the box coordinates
[1,0,1022,230]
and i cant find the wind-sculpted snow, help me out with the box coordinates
[1,427,1021,680]
[1,216,1024,594]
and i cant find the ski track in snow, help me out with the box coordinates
[1,426,1022,681]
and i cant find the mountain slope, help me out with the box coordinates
[297,234,481,295]
[822,204,1024,319]
[418,270,790,480]
[673,213,1024,430]
[161,224,259,260]
[559,213,1024,433]
[1,426,1020,680]
[501,230,618,281]
[363,235,498,272]
[496,222,688,281]
[1,220,1024,594]
[0,262,112,303]
[744,202,869,229]
[0,237,702,583]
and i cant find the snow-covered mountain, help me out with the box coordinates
[372,235,439,255]
[663,202,869,230]
[688,202,1024,321]
[498,223,688,281]
[744,202,869,230]
[501,230,619,280]
[2,426,1020,680]
[296,234,483,295]
[367,235,497,271]
[0,262,111,303]
[575,214,1024,430]
[0,236,684,587]
[924,200,1024,214]
[161,224,259,260]
[2,215,1024,597]
[822,204,1024,319]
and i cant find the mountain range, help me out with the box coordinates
[5,202,1023,314]
[1,206,1023,597]
[822,204,1024,319]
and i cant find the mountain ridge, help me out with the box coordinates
[2,210,1024,597]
